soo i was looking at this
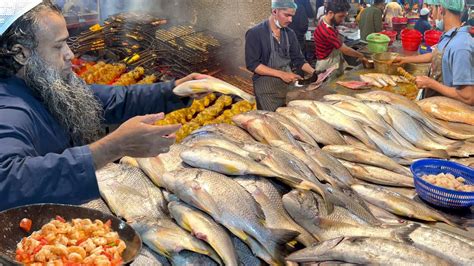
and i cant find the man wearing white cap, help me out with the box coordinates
[415,7,433,35]
[395,0,473,104]
[0,0,206,210]
[245,0,317,111]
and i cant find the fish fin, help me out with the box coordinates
[267,228,300,246]
[227,226,249,241]
[300,180,335,214]
[429,149,449,159]
[181,179,220,215]
[391,223,420,244]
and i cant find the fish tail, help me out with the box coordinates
[263,228,300,262]
[391,223,420,243]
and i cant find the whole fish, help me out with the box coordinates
[286,236,450,265]
[385,105,456,151]
[351,183,458,227]
[173,78,255,103]
[417,96,474,126]
[233,112,339,189]
[232,111,300,146]
[166,168,298,263]
[181,131,254,158]
[406,225,474,265]
[293,101,376,149]
[308,217,420,242]
[322,145,411,176]
[96,163,167,221]
[332,100,388,134]
[331,105,387,135]
[356,90,474,140]
[263,111,318,146]
[168,201,238,266]
[300,143,356,186]
[133,218,222,264]
[338,160,414,188]
[180,146,302,186]
[242,143,318,184]
[136,144,188,187]
[194,124,256,143]
[363,126,449,159]
[170,251,218,266]
[282,189,372,229]
[276,107,346,146]
[235,175,317,246]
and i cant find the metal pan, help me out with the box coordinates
[0,203,142,265]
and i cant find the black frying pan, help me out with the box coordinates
[0,204,142,265]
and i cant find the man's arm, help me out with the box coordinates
[394,53,433,64]
[339,44,365,59]
[91,81,189,125]
[417,77,474,105]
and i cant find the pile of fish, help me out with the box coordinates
[95,90,473,265]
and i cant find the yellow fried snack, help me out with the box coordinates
[154,93,217,126]
[113,66,145,85]
[202,100,255,126]
[137,74,158,84]
[175,95,232,142]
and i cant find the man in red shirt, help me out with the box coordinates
[314,0,367,77]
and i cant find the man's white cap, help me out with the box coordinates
[0,0,42,36]
[420,8,430,16]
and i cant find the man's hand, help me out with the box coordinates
[392,56,410,65]
[90,113,181,169]
[359,57,370,66]
[175,72,210,86]
[415,76,435,89]
[280,72,302,83]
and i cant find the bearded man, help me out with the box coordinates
[0,0,204,210]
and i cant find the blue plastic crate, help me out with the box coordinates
[411,159,474,209]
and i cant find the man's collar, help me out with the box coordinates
[443,26,469,38]
[322,16,333,28]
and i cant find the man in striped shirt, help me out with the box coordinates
[314,0,367,77]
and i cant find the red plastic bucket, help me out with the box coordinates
[424,30,443,46]
[401,29,422,51]
[380,30,397,45]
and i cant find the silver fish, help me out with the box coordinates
[286,236,450,265]
[170,251,218,266]
[194,124,256,143]
[276,107,346,146]
[385,105,456,151]
[173,78,255,103]
[263,111,318,147]
[356,90,474,140]
[363,126,449,159]
[300,143,356,187]
[322,144,411,176]
[181,131,253,158]
[338,160,414,188]
[96,163,167,221]
[332,100,388,134]
[295,101,376,149]
[235,175,317,246]
[180,145,302,186]
[169,201,238,266]
[351,183,459,228]
[166,168,298,263]
[136,144,189,187]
